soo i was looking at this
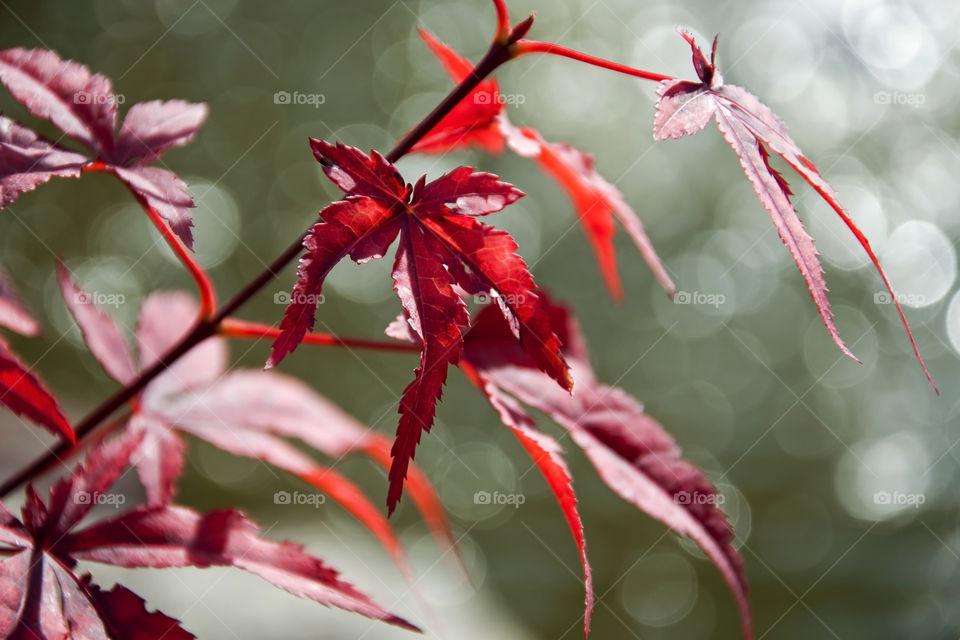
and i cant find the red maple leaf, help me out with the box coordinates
[412,29,675,301]
[652,29,936,392]
[268,140,571,513]
[0,432,416,637]
[0,49,207,246]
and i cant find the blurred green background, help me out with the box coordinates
[1,0,958,638]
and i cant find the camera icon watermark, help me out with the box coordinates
[274,291,325,306]
[674,290,726,309]
[73,91,125,106]
[873,291,926,307]
[74,291,126,309]
[674,490,725,506]
[473,490,526,508]
[474,92,525,106]
[274,490,326,508]
[474,291,526,306]
[873,91,925,108]
[74,491,126,508]
[873,490,924,508]
[274,90,326,109]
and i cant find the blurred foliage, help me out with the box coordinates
[1,0,959,638]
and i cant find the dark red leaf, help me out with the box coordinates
[0,268,39,337]
[653,29,936,392]
[272,141,569,511]
[0,116,88,209]
[0,48,117,155]
[462,298,752,640]
[57,260,137,384]
[0,344,73,443]
[64,506,418,631]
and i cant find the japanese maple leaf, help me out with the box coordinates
[652,29,936,392]
[57,269,459,580]
[0,432,417,637]
[412,29,675,301]
[458,295,752,640]
[0,48,207,246]
[269,140,571,514]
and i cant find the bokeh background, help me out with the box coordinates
[1,0,959,638]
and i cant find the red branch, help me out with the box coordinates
[512,40,673,83]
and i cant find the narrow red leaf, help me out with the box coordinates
[387,222,468,514]
[469,369,594,635]
[653,29,935,391]
[56,260,137,384]
[462,299,752,640]
[64,506,419,631]
[0,116,87,209]
[0,344,73,443]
